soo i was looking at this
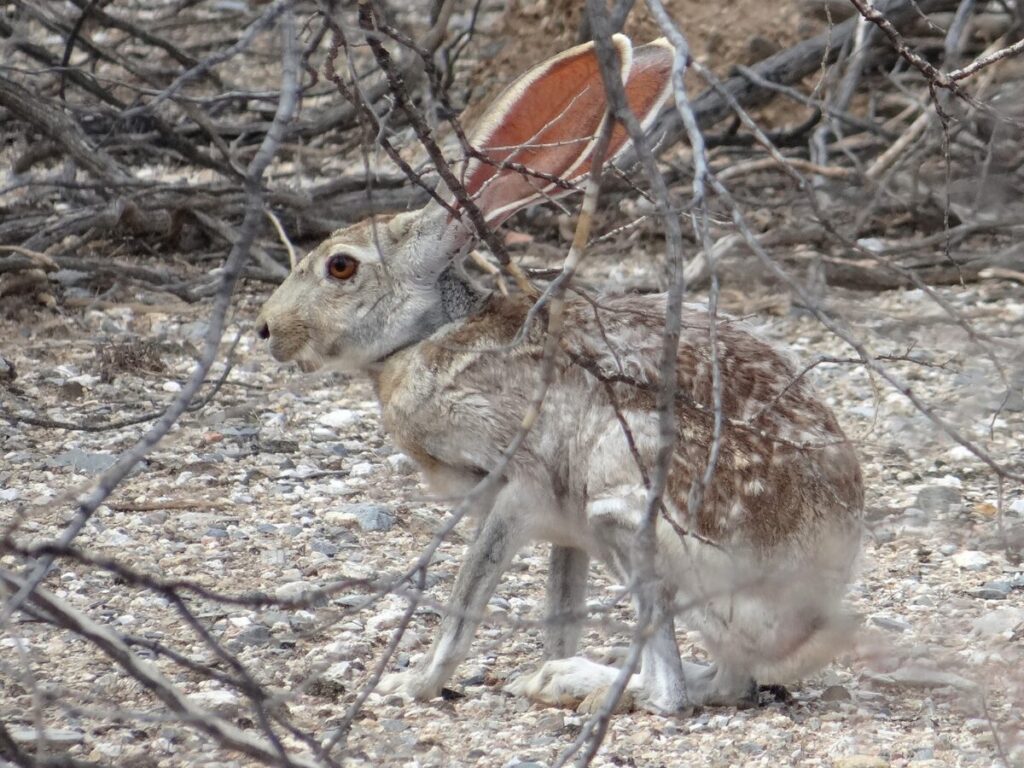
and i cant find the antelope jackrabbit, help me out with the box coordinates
[257,35,864,713]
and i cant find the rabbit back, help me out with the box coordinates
[371,292,863,556]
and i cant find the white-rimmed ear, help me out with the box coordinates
[448,35,674,229]
[608,37,676,157]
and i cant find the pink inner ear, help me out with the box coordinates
[457,37,672,228]
[586,42,675,172]
[465,47,623,224]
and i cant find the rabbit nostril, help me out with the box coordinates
[257,322,270,340]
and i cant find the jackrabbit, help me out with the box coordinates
[257,35,864,713]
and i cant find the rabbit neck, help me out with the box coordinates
[438,265,486,323]
[369,267,486,367]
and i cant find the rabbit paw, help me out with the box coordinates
[376,670,441,701]
[506,657,636,709]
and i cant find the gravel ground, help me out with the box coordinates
[1,276,1022,767]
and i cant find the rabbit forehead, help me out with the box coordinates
[302,210,443,272]
[305,216,399,268]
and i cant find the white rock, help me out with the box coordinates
[0,488,19,502]
[856,237,886,253]
[67,373,100,387]
[1010,498,1024,516]
[972,608,1024,638]
[946,445,976,461]
[94,742,125,758]
[189,690,241,717]
[951,550,990,571]
[98,529,134,547]
[386,453,417,475]
[319,409,361,429]
[349,461,375,477]
[322,661,351,683]
[8,727,84,745]
[162,380,182,393]
[366,609,410,634]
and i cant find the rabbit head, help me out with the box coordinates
[257,35,675,373]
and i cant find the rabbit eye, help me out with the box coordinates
[327,254,359,281]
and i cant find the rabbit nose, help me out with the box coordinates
[257,321,270,340]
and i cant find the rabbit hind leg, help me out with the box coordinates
[588,496,691,714]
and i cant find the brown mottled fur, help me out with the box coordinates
[372,294,862,550]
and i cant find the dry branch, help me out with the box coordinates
[2,2,1023,765]
[0,75,129,183]
[650,0,956,146]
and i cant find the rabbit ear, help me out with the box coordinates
[455,35,674,228]
[602,37,676,164]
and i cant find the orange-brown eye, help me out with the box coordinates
[327,254,358,280]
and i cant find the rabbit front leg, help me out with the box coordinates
[378,484,530,701]
[508,498,691,714]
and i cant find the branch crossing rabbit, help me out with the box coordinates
[257,34,864,713]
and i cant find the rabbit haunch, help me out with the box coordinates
[257,34,864,711]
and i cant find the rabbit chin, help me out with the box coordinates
[288,338,380,375]
[317,348,380,375]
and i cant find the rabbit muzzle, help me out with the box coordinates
[256,310,323,372]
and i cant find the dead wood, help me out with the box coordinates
[651,0,958,146]
[0,75,129,183]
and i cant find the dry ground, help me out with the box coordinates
[1,263,1022,767]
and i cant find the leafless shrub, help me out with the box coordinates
[1,0,1022,766]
